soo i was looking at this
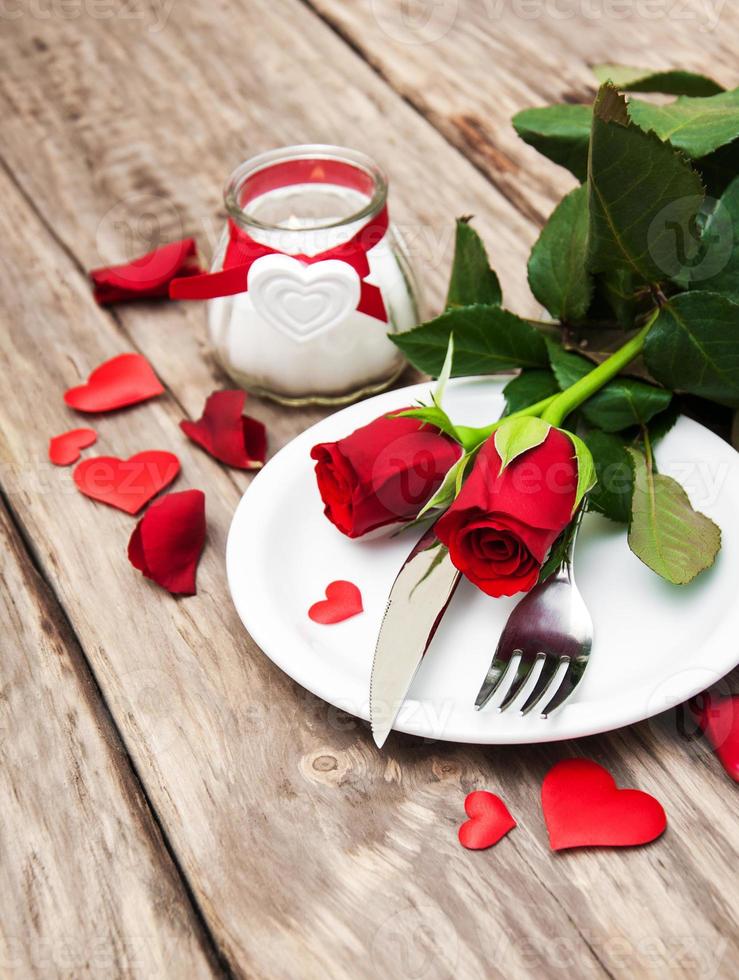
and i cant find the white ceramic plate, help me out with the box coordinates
[227,378,739,744]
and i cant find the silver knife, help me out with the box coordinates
[370,524,461,748]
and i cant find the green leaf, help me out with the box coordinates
[593,268,639,328]
[627,448,721,584]
[566,431,597,512]
[390,304,549,377]
[643,291,739,406]
[697,139,739,198]
[446,218,502,309]
[587,85,705,282]
[494,416,551,472]
[547,341,672,432]
[584,430,633,523]
[686,176,739,301]
[592,65,724,97]
[512,104,591,181]
[538,525,572,583]
[528,185,593,321]
[503,370,560,415]
[629,89,739,160]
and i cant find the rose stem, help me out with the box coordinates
[540,307,661,428]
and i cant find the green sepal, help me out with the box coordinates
[417,452,471,519]
[494,416,552,473]
[561,429,598,513]
[390,405,461,444]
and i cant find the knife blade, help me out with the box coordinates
[370,524,461,748]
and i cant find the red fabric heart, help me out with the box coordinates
[90,238,203,304]
[128,489,206,596]
[458,791,516,850]
[694,694,739,782]
[73,451,180,514]
[64,353,164,413]
[181,390,267,469]
[308,580,363,624]
[49,427,97,466]
[542,759,666,851]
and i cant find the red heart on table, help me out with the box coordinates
[48,427,97,466]
[73,451,180,514]
[541,759,666,851]
[694,694,739,782]
[308,580,363,624]
[64,353,164,412]
[458,791,516,850]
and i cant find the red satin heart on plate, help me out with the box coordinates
[541,759,667,851]
[48,427,97,466]
[64,353,164,412]
[694,694,739,782]
[73,451,180,514]
[308,580,363,624]
[458,791,516,850]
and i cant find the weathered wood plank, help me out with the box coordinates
[309,0,739,221]
[0,500,219,978]
[0,2,736,979]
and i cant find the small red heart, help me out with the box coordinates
[64,353,164,412]
[308,580,363,624]
[73,451,180,514]
[694,694,739,782]
[458,791,516,850]
[542,759,666,851]
[49,427,97,466]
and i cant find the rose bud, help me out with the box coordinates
[435,426,579,597]
[311,411,463,538]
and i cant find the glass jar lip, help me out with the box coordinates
[224,144,389,233]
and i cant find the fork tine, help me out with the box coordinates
[497,652,542,712]
[518,654,563,716]
[540,657,588,717]
[474,649,520,711]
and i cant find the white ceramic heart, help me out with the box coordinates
[247,254,361,344]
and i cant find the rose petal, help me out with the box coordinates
[90,238,203,304]
[64,353,164,413]
[180,390,267,469]
[127,489,206,595]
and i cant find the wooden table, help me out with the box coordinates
[1,2,737,977]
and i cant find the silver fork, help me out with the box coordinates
[474,510,593,717]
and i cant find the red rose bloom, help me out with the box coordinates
[311,411,462,538]
[435,427,577,597]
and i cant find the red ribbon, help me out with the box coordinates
[170,206,390,322]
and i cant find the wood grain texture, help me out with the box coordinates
[0,2,736,978]
[309,0,739,224]
[0,500,218,977]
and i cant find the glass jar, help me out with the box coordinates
[207,145,420,405]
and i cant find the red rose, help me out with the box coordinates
[311,411,462,538]
[435,427,577,597]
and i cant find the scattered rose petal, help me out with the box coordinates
[128,489,206,595]
[49,427,97,466]
[90,238,203,304]
[64,353,164,413]
[181,390,266,469]
[308,580,363,624]
[458,791,516,850]
[693,693,739,782]
[73,451,180,514]
[541,759,666,851]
